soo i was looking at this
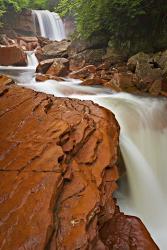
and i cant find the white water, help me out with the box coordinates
[1,59,167,248]
[32,10,66,41]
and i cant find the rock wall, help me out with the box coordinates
[0,10,36,38]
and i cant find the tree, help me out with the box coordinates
[0,0,57,26]
[56,0,167,53]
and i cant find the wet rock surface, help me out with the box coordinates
[0,80,159,249]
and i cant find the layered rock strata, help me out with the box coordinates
[0,79,158,249]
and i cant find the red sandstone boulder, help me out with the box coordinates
[46,58,69,77]
[0,45,27,66]
[36,58,69,77]
[69,65,97,80]
[36,59,55,74]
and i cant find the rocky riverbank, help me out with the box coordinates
[36,38,167,97]
[1,34,167,97]
[0,76,159,249]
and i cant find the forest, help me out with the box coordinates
[1,0,167,54]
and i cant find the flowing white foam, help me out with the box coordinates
[32,10,66,41]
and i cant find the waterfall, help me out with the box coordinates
[32,10,66,41]
[19,79,167,249]
[26,51,39,67]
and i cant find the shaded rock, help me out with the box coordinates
[127,52,151,72]
[149,80,162,96]
[37,36,52,48]
[68,36,109,57]
[128,52,162,81]
[162,79,167,92]
[100,205,159,250]
[103,47,126,66]
[0,82,158,249]
[0,45,27,66]
[46,58,69,77]
[153,50,167,78]
[69,49,106,71]
[136,63,162,81]
[36,59,55,74]
[36,40,71,61]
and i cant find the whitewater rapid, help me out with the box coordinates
[19,79,167,249]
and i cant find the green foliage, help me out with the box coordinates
[56,0,167,53]
[0,0,55,15]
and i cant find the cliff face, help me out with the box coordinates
[0,10,36,38]
[0,78,158,249]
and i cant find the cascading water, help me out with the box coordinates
[19,79,167,249]
[0,52,38,83]
[32,10,66,41]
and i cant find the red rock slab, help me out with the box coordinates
[0,172,63,250]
